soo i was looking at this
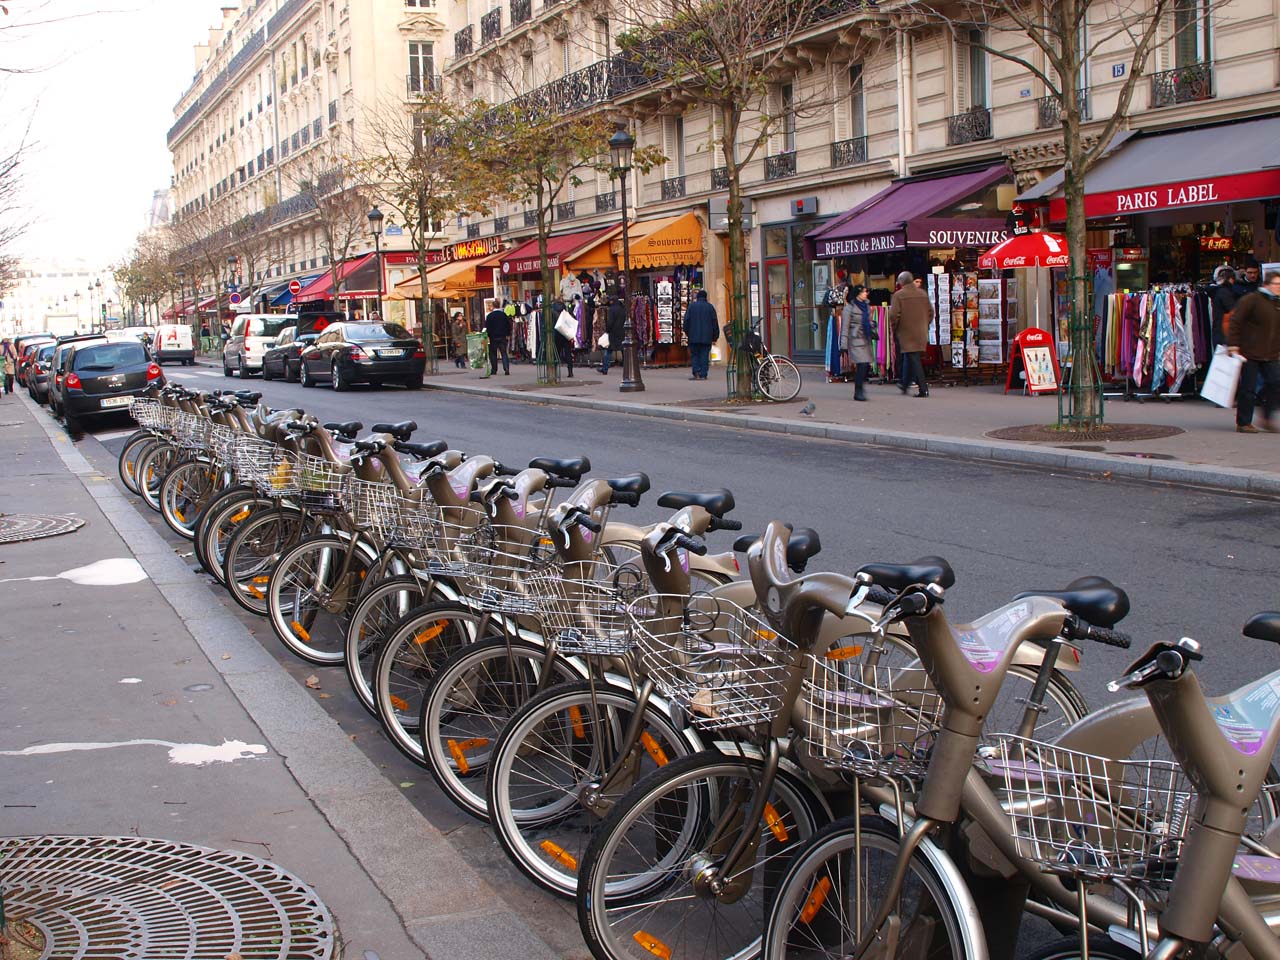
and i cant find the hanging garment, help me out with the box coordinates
[826,314,841,379]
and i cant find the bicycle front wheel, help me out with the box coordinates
[763,814,970,960]
[194,485,264,580]
[137,442,180,512]
[117,430,155,494]
[345,575,431,715]
[756,355,802,403]
[577,750,824,960]
[267,533,377,665]
[159,457,220,540]
[222,506,310,616]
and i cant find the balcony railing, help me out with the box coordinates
[595,191,617,213]
[556,200,576,221]
[511,0,531,26]
[765,151,796,181]
[711,166,730,190]
[1036,90,1091,129]
[493,214,509,233]
[1150,63,1214,108]
[524,209,538,227]
[661,175,686,200]
[466,222,480,239]
[328,100,338,124]
[947,106,992,145]
[830,136,867,168]
[407,74,442,97]
[481,8,502,45]
[454,25,473,58]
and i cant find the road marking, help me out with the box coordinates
[169,369,223,379]
[94,428,139,440]
[0,557,147,586]
[0,738,268,765]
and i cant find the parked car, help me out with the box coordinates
[52,339,164,421]
[152,323,195,365]
[222,313,295,378]
[16,337,54,386]
[298,321,426,390]
[47,334,108,416]
[26,342,57,404]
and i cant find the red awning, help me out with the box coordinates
[294,254,375,304]
[978,231,1070,270]
[197,296,217,312]
[499,227,617,278]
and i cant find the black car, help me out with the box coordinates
[298,321,425,390]
[260,325,309,382]
[53,339,165,420]
[47,334,108,416]
[26,342,57,404]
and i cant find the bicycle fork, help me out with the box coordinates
[846,814,939,960]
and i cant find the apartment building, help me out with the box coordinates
[0,258,112,335]
[167,0,447,318]
[442,0,1280,364]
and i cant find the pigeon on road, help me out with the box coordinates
[799,402,816,417]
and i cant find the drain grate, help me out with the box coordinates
[0,835,334,959]
[0,514,85,544]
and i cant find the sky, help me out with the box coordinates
[0,0,219,271]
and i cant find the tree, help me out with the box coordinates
[291,144,368,309]
[169,202,236,335]
[899,0,1204,428]
[614,0,864,399]
[359,92,500,372]
[224,190,284,314]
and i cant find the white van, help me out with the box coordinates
[222,313,296,377]
[153,324,195,365]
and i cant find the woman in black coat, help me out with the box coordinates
[600,296,627,374]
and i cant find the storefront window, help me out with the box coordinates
[762,220,833,359]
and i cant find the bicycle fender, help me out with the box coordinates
[878,803,990,960]
[1052,695,1159,758]
[600,522,644,545]
[708,739,835,821]
[601,671,707,755]
[692,551,738,579]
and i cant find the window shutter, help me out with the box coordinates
[662,116,676,179]
[953,35,969,112]
[832,63,851,142]
[1155,7,1172,72]
[766,86,783,154]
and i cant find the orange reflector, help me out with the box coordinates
[640,731,669,767]
[446,737,489,775]
[824,644,865,661]
[413,621,447,645]
[799,876,832,924]
[291,621,311,644]
[755,628,778,643]
[126,462,135,478]
[174,510,186,523]
[230,508,251,523]
[539,840,578,872]
[568,705,586,739]
[246,585,264,599]
[764,802,789,843]
[390,695,410,712]
[253,576,270,583]
[633,931,672,960]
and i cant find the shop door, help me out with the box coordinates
[764,259,791,354]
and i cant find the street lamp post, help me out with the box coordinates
[225,255,238,336]
[176,270,186,336]
[95,279,103,329]
[367,205,384,323]
[609,127,644,393]
[74,290,82,332]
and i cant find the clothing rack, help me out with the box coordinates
[1096,284,1212,402]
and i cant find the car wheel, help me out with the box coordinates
[331,361,348,392]
[404,378,422,390]
[301,362,314,388]
[262,362,274,381]
[223,355,234,377]
[238,356,249,379]
[285,361,298,383]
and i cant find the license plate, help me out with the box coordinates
[375,349,403,358]
[100,396,132,408]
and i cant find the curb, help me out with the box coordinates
[422,379,1280,499]
[20,394,561,960]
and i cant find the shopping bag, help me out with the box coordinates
[1200,346,1244,408]
[466,332,489,372]
[554,311,578,340]
[597,333,610,350]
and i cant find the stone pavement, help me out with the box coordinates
[0,392,560,960]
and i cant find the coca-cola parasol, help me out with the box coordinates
[978,231,1070,270]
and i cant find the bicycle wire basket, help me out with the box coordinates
[171,411,213,451]
[351,479,441,548]
[209,424,237,465]
[129,397,164,430]
[230,436,299,496]
[803,647,944,780]
[986,735,1192,881]
[628,593,796,732]
[452,519,561,614]
[527,558,648,656]
[294,452,353,514]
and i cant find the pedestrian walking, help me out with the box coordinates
[1227,269,1280,433]
[600,296,626,374]
[1,339,16,395]
[451,312,467,368]
[841,284,874,401]
[484,301,511,376]
[1211,267,1240,348]
[550,297,575,378]
[683,290,719,381]
[888,270,933,397]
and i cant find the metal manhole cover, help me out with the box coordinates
[0,835,334,959]
[986,423,1185,443]
[0,514,85,544]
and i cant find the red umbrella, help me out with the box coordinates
[978,231,1070,269]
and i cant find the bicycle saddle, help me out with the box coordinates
[1014,576,1130,628]
[325,420,364,438]
[235,391,263,404]
[529,456,591,481]
[398,439,448,461]
[657,489,735,518]
[372,420,417,442]
[857,556,955,592]
[607,474,650,495]
[732,526,821,573]
[1244,612,1280,644]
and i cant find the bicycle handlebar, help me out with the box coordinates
[1066,618,1132,648]
[709,516,743,532]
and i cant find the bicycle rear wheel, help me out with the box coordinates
[345,575,430,714]
[137,442,180,512]
[194,485,264,579]
[756,355,802,403]
[267,533,377,665]
[159,457,220,540]
[117,430,154,494]
[222,506,309,616]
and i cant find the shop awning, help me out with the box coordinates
[806,162,1011,258]
[266,274,323,307]
[623,213,705,269]
[393,254,500,299]
[562,226,624,272]
[293,255,375,304]
[163,300,192,320]
[500,227,616,277]
[336,254,382,301]
[197,295,217,312]
[1023,117,1280,221]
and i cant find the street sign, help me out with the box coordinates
[288,279,302,295]
[229,292,243,305]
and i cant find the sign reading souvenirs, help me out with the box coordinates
[1047,169,1280,221]
[446,236,503,260]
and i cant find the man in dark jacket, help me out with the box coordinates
[888,271,934,397]
[484,301,511,375]
[1227,270,1280,432]
[600,296,627,374]
[683,290,719,380]
[1211,268,1239,348]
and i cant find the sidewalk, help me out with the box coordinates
[0,394,560,960]
[418,360,1280,496]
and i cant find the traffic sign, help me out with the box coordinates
[288,279,302,295]
[229,292,243,306]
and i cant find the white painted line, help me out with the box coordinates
[0,738,268,765]
[94,428,138,441]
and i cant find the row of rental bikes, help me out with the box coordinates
[116,382,1280,960]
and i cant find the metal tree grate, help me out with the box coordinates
[0,514,85,544]
[0,835,334,959]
